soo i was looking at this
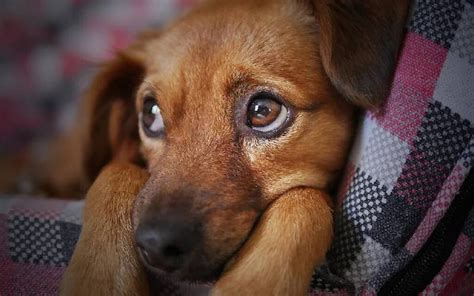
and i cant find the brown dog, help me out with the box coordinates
[59,0,409,295]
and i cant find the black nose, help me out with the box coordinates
[135,215,200,273]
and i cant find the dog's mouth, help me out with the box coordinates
[135,239,233,284]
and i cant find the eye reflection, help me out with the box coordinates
[141,96,165,137]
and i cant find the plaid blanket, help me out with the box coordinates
[311,0,474,295]
[0,196,83,295]
[1,0,473,295]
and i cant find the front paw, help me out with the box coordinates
[211,277,266,296]
[211,188,333,296]
[60,163,150,295]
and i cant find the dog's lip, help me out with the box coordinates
[136,245,219,284]
[136,244,175,274]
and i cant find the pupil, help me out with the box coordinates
[141,96,165,137]
[254,103,271,117]
[247,94,282,129]
[143,99,158,128]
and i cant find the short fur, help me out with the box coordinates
[61,163,150,295]
[58,0,409,294]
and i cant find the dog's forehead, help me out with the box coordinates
[144,0,324,102]
[137,0,334,146]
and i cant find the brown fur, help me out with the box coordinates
[212,188,333,296]
[61,163,150,295]
[315,0,409,108]
[58,0,409,294]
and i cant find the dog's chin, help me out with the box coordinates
[138,251,226,285]
[151,269,220,286]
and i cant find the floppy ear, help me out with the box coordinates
[81,31,158,183]
[313,0,409,109]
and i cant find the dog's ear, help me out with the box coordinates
[313,0,409,109]
[81,31,157,182]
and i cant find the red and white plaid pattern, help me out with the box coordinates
[312,0,474,294]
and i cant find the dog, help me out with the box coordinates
[57,0,409,294]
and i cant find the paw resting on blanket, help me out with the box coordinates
[60,163,150,296]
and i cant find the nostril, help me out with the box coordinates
[138,246,152,264]
[137,243,186,272]
[135,216,201,273]
[135,228,190,272]
[163,245,183,258]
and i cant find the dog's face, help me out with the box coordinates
[133,0,353,281]
[81,0,408,282]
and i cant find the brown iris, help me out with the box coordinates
[247,96,282,128]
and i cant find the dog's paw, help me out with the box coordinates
[211,280,260,296]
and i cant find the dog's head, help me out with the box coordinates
[82,0,408,282]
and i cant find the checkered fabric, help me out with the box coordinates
[310,0,474,295]
[1,0,473,295]
[0,196,83,295]
[0,196,216,296]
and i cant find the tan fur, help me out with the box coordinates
[61,163,149,295]
[213,188,333,296]
[57,0,409,294]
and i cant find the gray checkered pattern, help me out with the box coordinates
[368,193,422,251]
[328,169,389,271]
[461,138,474,169]
[8,215,68,266]
[452,1,474,64]
[340,169,389,234]
[360,125,411,193]
[311,277,338,293]
[310,265,349,293]
[343,235,392,289]
[368,249,413,291]
[414,101,473,170]
[411,0,464,48]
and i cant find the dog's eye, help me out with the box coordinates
[247,93,288,133]
[141,96,164,137]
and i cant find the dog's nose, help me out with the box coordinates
[135,216,200,272]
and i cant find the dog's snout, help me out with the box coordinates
[135,215,200,273]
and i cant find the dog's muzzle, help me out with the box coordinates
[135,211,202,273]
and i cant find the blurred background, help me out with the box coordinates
[0,0,195,190]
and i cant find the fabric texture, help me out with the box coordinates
[0,196,83,295]
[1,0,473,295]
[311,0,474,294]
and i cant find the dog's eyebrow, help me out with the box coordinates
[224,72,255,98]
[224,72,321,111]
[142,80,158,92]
